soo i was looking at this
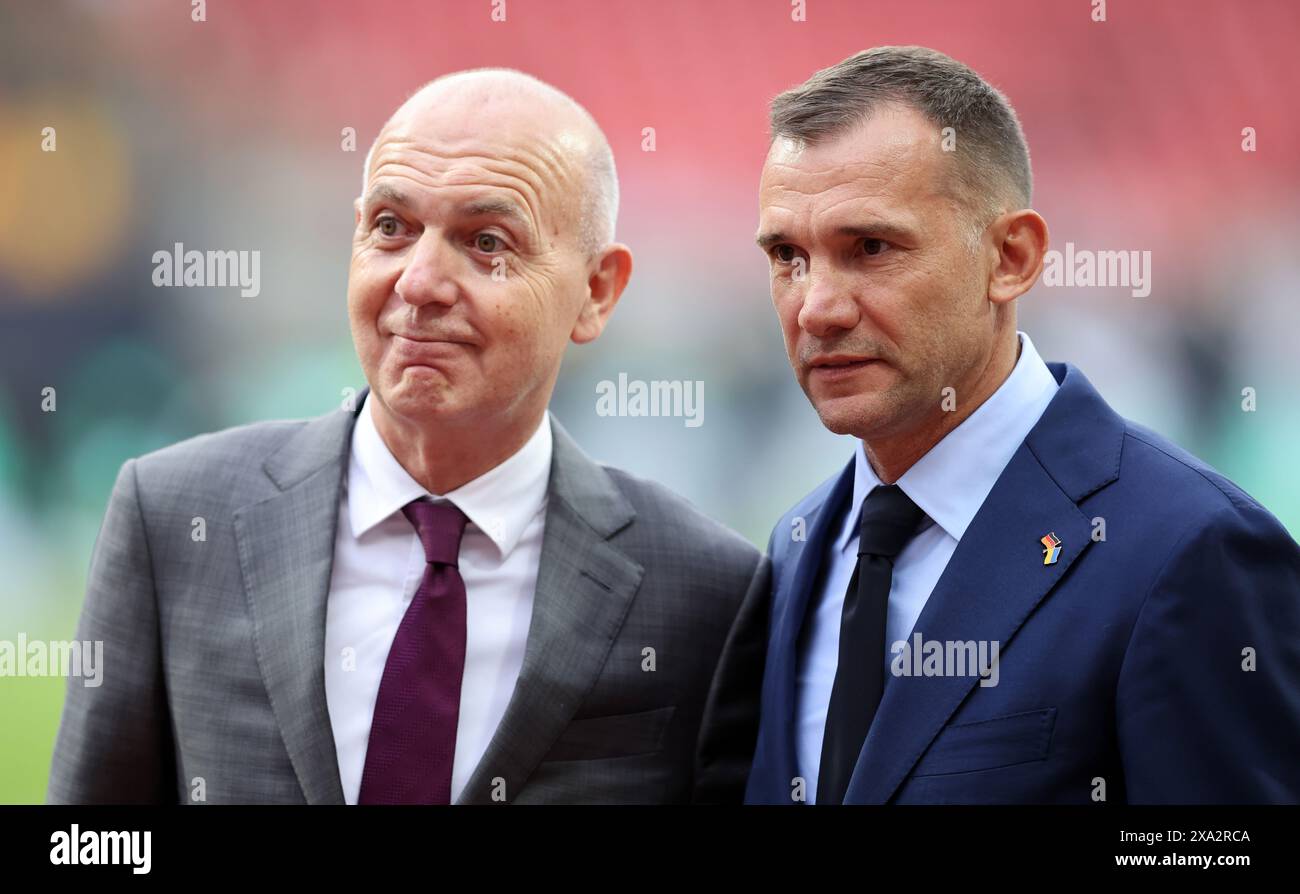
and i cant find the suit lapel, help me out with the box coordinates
[234,392,363,805]
[763,461,855,800]
[456,417,644,804]
[844,362,1125,803]
[843,442,1091,803]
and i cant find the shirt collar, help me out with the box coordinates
[836,330,1059,552]
[347,392,553,560]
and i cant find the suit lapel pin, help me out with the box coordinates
[1040,532,1062,565]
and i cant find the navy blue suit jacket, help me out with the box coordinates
[743,362,1300,804]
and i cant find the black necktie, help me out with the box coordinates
[817,483,926,805]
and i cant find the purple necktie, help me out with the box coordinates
[358,499,469,804]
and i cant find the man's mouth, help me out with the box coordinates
[808,355,880,379]
[390,334,475,368]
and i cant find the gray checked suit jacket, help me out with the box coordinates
[47,390,770,804]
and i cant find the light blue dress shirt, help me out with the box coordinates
[795,330,1060,802]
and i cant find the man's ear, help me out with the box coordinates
[987,209,1049,306]
[571,243,633,344]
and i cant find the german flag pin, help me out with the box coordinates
[1040,532,1062,565]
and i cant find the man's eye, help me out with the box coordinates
[863,238,888,256]
[375,216,403,238]
[475,232,504,253]
[773,245,798,264]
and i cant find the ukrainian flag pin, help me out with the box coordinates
[1040,532,1062,565]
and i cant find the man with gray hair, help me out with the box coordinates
[729,46,1300,804]
[49,68,768,805]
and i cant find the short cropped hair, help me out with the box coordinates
[770,46,1032,231]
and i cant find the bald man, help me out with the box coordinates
[48,69,768,805]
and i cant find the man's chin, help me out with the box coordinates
[377,372,470,422]
[810,394,896,439]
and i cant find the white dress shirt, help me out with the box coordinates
[324,393,552,804]
[795,331,1059,802]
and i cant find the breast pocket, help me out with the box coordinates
[544,706,677,762]
[911,707,1057,777]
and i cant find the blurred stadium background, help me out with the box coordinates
[2,0,1298,802]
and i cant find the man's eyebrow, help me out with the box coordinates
[834,222,919,244]
[755,221,918,249]
[361,184,410,213]
[360,188,536,237]
[460,198,534,234]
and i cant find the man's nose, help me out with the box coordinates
[796,264,861,337]
[394,231,460,308]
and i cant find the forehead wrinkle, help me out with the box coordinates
[369,152,543,236]
[370,136,581,243]
[762,151,943,227]
[371,161,540,227]
[760,183,932,250]
[764,155,917,193]
[816,191,918,225]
